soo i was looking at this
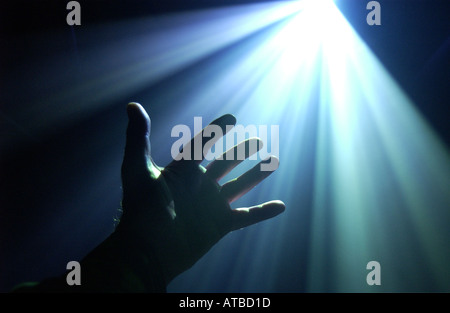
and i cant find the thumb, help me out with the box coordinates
[123,102,151,167]
[127,102,150,134]
[122,102,160,188]
[120,103,174,221]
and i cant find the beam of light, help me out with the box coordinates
[156,1,450,292]
[304,3,450,291]
[2,1,305,150]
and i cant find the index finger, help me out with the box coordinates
[176,114,236,164]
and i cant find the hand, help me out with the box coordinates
[117,102,285,285]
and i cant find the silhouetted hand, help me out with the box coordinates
[117,102,285,285]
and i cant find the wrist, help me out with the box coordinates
[81,230,167,292]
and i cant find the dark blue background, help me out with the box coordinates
[1,0,449,292]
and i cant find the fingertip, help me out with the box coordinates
[219,113,236,128]
[271,199,286,207]
[127,102,142,107]
[207,114,236,139]
[126,102,150,133]
[231,200,286,231]
[270,155,280,165]
[225,113,236,123]
[260,155,279,171]
[127,102,149,119]
[127,102,142,114]
[276,201,286,213]
[264,200,286,214]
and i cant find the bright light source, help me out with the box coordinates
[165,0,450,292]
